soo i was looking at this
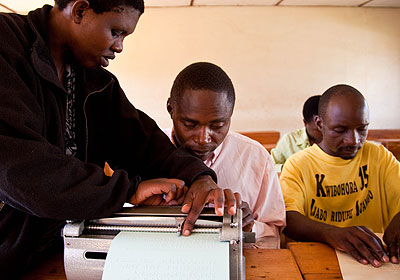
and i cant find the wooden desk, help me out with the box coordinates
[21,252,66,280]
[22,248,302,280]
[287,242,343,280]
[244,248,302,280]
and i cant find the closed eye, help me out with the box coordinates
[111,29,123,37]
[210,122,225,130]
[183,122,196,129]
[333,128,345,133]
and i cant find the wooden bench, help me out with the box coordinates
[367,129,400,140]
[367,129,400,160]
[239,131,280,152]
[239,129,400,159]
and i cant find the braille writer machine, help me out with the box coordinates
[63,206,255,279]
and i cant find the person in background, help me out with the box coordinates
[281,84,400,267]
[271,95,322,172]
[0,1,238,274]
[165,62,286,248]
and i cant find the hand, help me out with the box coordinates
[383,212,400,264]
[181,175,238,236]
[129,178,186,206]
[240,200,254,232]
[323,225,389,267]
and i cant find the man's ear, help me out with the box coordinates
[71,0,90,24]
[315,115,323,132]
[167,98,174,118]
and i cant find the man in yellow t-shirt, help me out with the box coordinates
[281,84,400,268]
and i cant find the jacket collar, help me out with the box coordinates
[27,5,62,89]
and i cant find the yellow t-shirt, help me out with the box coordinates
[280,141,400,233]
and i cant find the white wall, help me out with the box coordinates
[108,6,400,134]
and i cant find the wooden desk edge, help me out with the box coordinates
[287,242,343,280]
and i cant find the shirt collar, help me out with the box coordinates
[204,141,223,167]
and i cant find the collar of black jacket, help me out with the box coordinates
[27,5,62,89]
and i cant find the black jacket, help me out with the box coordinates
[0,5,216,273]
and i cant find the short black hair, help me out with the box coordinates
[318,84,364,119]
[55,0,144,14]
[170,62,235,110]
[303,95,321,123]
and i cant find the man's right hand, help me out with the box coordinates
[180,176,239,236]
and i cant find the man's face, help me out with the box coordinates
[70,6,140,68]
[316,95,369,159]
[168,89,232,161]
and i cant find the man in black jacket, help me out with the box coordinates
[0,0,238,274]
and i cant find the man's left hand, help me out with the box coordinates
[383,212,400,264]
[241,201,254,232]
